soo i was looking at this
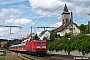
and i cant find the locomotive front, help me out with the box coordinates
[26,40,47,56]
[35,40,47,55]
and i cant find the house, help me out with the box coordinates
[0,39,7,47]
[0,50,5,55]
[54,4,80,36]
[22,33,34,43]
[39,30,50,40]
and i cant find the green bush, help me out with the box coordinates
[48,34,90,55]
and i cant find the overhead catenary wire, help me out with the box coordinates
[10,0,89,40]
[22,0,70,34]
[23,0,59,27]
[8,0,89,39]
[12,0,89,39]
[33,0,70,26]
[16,0,59,37]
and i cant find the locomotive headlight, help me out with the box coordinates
[36,46,40,48]
[42,46,46,48]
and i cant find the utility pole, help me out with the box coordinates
[71,11,73,37]
[31,26,32,40]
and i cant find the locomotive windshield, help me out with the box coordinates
[37,42,46,44]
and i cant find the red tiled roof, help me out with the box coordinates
[22,33,34,41]
[54,21,79,33]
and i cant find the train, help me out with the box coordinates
[9,40,47,56]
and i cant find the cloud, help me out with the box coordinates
[0,27,23,39]
[29,0,64,16]
[5,18,14,23]
[0,0,26,5]
[50,22,62,27]
[29,0,90,16]
[0,13,4,17]
[0,27,9,36]
[13,18,33,25]
[1,8,22,14]
[10,15,20,18]
[0,8,22,19]
[5,18,33,25]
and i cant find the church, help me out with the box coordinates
[54,4,80,36]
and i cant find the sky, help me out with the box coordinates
[0,0,90,40]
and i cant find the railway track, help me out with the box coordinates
[9,51,90,60]
[17,53,78,60]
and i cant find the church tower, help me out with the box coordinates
[62,4,70,25]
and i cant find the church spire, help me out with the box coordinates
[62,4,70,25]
[64,4,68,12]
[62,4,70,15]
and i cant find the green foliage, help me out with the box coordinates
[33,34,39,40]
[14,40,21,45]
[50,30,55,42]
[0,54,6,56]
[80,24,87,34]
[3,41,10,49]
[0,58,5,60]
[9,39,22,45]
[43,37,49,40]
[64,33,71,38]
[48,34,90,55]
[3,39,22,49]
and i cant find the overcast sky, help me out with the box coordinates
[0,0,90,40]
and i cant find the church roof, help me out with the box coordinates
[62,4,70,15]
[54,21,79,32]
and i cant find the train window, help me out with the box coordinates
[42,42,46,44]
[37,42,41,44]
[37,42,46,44]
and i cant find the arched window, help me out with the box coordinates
[66,19,68,23]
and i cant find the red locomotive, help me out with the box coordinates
[9,40,47,56]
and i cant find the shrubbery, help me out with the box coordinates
[48,34,90,55]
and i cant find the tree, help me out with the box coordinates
[50,30,55,42]
[43,37,48,40]
[3,40,10,49]
[33,34,39,40]
[80,24,86,34]
[14,39,22,45]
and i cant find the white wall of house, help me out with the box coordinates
[40,31,50,40]
[57,23,80,36]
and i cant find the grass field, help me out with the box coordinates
[0,55,18,60]
[0,47,18,60]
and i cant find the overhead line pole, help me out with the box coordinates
[0,25,22,34]
[71,11,73,37]
[31,26,33,40]
[37,27,57,31]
